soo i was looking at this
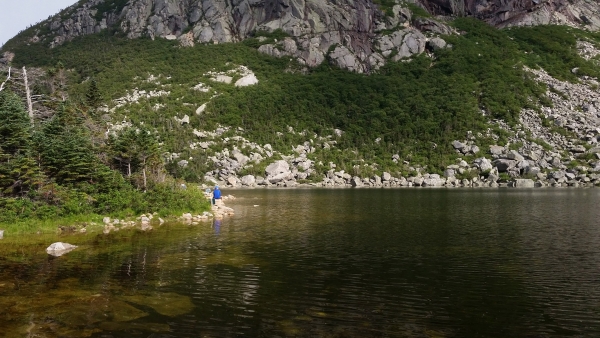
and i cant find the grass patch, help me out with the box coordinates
[0,214,104,235]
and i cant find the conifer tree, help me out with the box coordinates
[0,91,42,196]
[107,127,162,190]
[34,103,98,186]
[86,78,102,108]
[0,91,31,154]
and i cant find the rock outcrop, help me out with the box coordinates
[422,0,600,30]
[38,0,600,47]
[1,0,488,72]
[17,0,597,72]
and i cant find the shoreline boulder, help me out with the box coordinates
[46,242,78,257]
[510,179,535,188]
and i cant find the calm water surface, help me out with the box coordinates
[1,188,600,337]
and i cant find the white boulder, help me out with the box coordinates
[46,242,78,257]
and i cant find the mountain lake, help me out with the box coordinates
[1,188,600,337]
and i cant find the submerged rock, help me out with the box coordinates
[120,292,194,317]
[46,242,78,257]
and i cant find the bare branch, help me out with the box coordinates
[0,67,11,92]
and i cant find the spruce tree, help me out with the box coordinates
[0,91,31,155]
[107,127,162,190]
[0,91,42,196]
[86,78,102,108]
[35,104,98,186]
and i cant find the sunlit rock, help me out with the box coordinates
[235,74,259,87]
[46,242,78,257]
[511,179,535,188]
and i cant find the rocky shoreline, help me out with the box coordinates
[0,195,237,247]
[201,136,600,189]
[202,173,599,190]
[197,57,600,191]
[100,195,236,235]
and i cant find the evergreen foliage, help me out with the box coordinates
[93,0,129,21]
[0,92,41,196]
[0,90,209,227]
[508,25,600,81]
[0,91,32,155]
[34,104,102,186]
[86,78,102,108]
[107,126,163,190]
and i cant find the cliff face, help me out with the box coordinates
[47,0,600,43]
[14,0,600,72]
[46,0,429,72]
[423,0,600,29]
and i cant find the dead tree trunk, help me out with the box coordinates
[0,67,10,92]
[22,67,34,125]
[143,165,147,191]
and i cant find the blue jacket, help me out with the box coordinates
[213,188,221,199]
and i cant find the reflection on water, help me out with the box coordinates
[1,188,600,337]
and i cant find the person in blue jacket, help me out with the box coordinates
[212,185,222,205]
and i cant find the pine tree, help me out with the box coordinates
[135,128,161,190]
[34,104,98,186]
[86,78,102,108]
[0,91,31,155]
[0,91,43,196]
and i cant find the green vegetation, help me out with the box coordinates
[93,0,129,21]
[372,0,398,16]
[507,25,600,81]
[242,30,291,50]
[0,91,209,233]
[3,18,562,175]
[1,13,600,231]
[4,19,598,178]
[405,3,432,19]
[530,138,553,151]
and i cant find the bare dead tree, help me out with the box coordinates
[22,67,34,125]
[1,65,67,122]
[0,67,10,92]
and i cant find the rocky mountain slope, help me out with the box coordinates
[6,0,599,73]
[424,0,599,29]
[1,0,600,191]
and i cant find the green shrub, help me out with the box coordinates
[143,183,210,217]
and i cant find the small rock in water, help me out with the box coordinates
[141,224,153,231]
[46,242,78,257]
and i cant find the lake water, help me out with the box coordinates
[1,188,600,337]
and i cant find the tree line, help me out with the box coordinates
[0,89,208,224]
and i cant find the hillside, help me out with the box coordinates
[0,0,600,225]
